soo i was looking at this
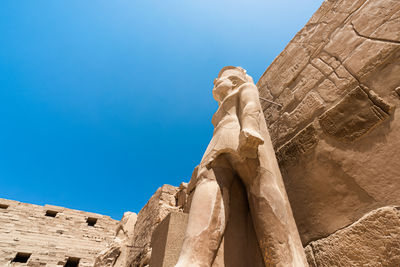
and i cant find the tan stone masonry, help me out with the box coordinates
[0,198,117,267]
[257,0,400,246]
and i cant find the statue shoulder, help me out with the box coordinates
[238,82,258,94]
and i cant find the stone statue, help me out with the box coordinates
[175,67,308,267]
[94,212,137,267]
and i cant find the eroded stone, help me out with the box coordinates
[0,198,117,267]
[128,185,180,267]
[150,212,188,267]
[309,206,400,267]
[257,0,400,251]
[94,212,138,267]
[276,123,318,166]
[319,86,389,142]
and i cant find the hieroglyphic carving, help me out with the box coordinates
[319,87,390,142]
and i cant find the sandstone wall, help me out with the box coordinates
[127,184,186,267]
[94,212,137,267]
[305,206,400,267]
[257,0,400,249]
[0,198,118,267]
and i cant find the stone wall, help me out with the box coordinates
[94,212,137,267]
[0,185,187,267]
[0,198,118,267]
[93,184,187,267]
[305,206,400,267]
[126,184,186,267]
[138,2,400,266]
[256,0,400,264]
[2,1,399,267]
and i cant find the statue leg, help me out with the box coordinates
[235,159,308,267]
[176,158,234,267]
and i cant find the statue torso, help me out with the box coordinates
[200,88,241,166]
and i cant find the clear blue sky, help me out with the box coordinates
[0,0,323,220]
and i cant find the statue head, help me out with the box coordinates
[213,66,254,103]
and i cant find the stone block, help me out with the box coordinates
[288,91,325,129]
[324,25,364,62]
[351,0,400,38]
[319,86,389,142]
[304,245,317,267]
[307,206,400,267]
[257,0,400,249]
[292,64,325,104]
[128,184,180,267]
[311,58,334,77]
[396,87,400,97]
[276,123,318,166]
[315,79,338,103]
[175,183,188,209]
[370,8,400,42]
[270,91,324,147]
[149,212,188,267]
[0,198,117,267]
[344,39,398,79]
[258,42,313,97]
[94,212,137,267]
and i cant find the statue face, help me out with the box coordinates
[213,69,244,102]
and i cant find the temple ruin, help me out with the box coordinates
[1,0,400,266]
[0,198,117,266]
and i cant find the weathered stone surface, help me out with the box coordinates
[344,40,398,80]
[282,106,400,245]
[276,123,318,166]
[396,87,400,97]
[257,0,367,100]
[324,25,364,62]
[319,86,390,142]
[0,198,117,267]
[149,212,188,267]
[128,184,180,267]
[257,0,400,246]
[305,206,400,267]
[304,246,317,267]
[289,64,324,110]
[270,91,325,148]
[175,183,188,210]
[95,245,122,267]
[95,211,138,267]
[351,0,400,40]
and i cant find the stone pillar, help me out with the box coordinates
[149,212,188,267]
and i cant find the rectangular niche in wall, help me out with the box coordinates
[0,204,9,209]
[86,217,97,226]
[45,210,58,217]
[64,257,80,267]
[12,252,31,263]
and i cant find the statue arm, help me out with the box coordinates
[238,83,264,158]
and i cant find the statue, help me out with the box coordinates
[175,67,308,267]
